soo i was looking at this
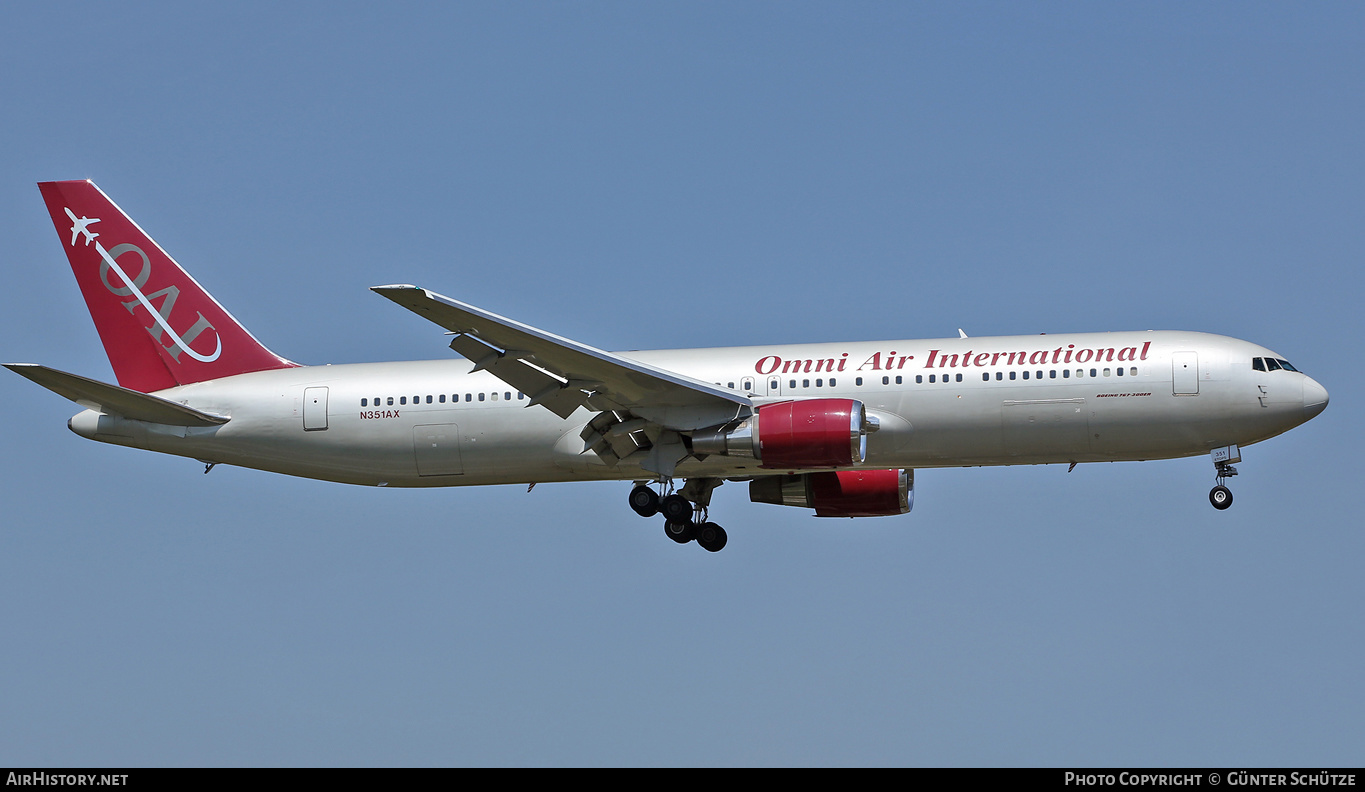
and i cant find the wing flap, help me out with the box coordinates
[447,332,588,420]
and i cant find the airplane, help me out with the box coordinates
[64,206,99,247]
[7,180,1330,552]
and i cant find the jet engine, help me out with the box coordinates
[690,398,877,468]
[749,469,913,517]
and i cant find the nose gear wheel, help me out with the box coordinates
[1209,454,1239,511]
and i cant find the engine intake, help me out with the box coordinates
[691,398,873,468]
[749,469,913,517]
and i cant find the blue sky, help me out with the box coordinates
[1,2,1361,766]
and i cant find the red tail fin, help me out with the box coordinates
[38,180,297,392]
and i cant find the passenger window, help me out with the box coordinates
[995,372,1002,381]
[929,375,936,383]
[803,379,810,388]
[815,379,823,387]
[465,393,472,402]
[478,393,485,401]
[426,395,433,404]
[400,397,407,405]
[955,374,962,382]
[387,397,394,406]
[361,398,368,407]
[1022,371,1029,380]
[895,376,902,385]
[1252,357,1266,372]
[981,373,988,382]
[1129,368,1137,376]
[1009,371,1016,380]
[1115,368,1123,377]
[492,392,499,401]
[789,380,796,389]
[856,377,864,386]
[1103,368,1111,377]
[882,376,890,385]
[1063,370,1070,378]
[727,382,735,389]
[517,392,525,400]
[1089,369,1097,378]
[439,394,446,403]
[1049,370,1056,379]
[829,378,837,387]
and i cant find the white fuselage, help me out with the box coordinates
[67,330,1327,488]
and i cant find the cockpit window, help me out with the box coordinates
[1253,356,1301,373]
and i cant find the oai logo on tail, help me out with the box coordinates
[65,205,222,364]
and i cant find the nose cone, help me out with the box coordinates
[1303,377,1329,420]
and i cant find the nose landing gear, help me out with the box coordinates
[1209,445,1240,511]
[628,478,728,552]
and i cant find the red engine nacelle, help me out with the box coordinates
[749,469,913,517]
[690,398,870,468]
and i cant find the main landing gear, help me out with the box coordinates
[1209,445,1240,511]
[628,479,728,552]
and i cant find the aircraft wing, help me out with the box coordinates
[5,363,229,427]
[371,285,751,433]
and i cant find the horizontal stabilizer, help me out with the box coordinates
[4,363,229,427]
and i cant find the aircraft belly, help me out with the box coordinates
[454,421,562,481]
[1001,397,1092,459]
[888,382,1245,467]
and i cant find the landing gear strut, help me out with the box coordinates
[1209,445,1240,511]
[627,478,729,552]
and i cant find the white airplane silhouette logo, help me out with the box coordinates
[64,207,100,247]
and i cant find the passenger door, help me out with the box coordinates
[303,387,328,431]
[1172,352,1199,396]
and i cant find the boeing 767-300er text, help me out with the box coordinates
[7,181,1330,552]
